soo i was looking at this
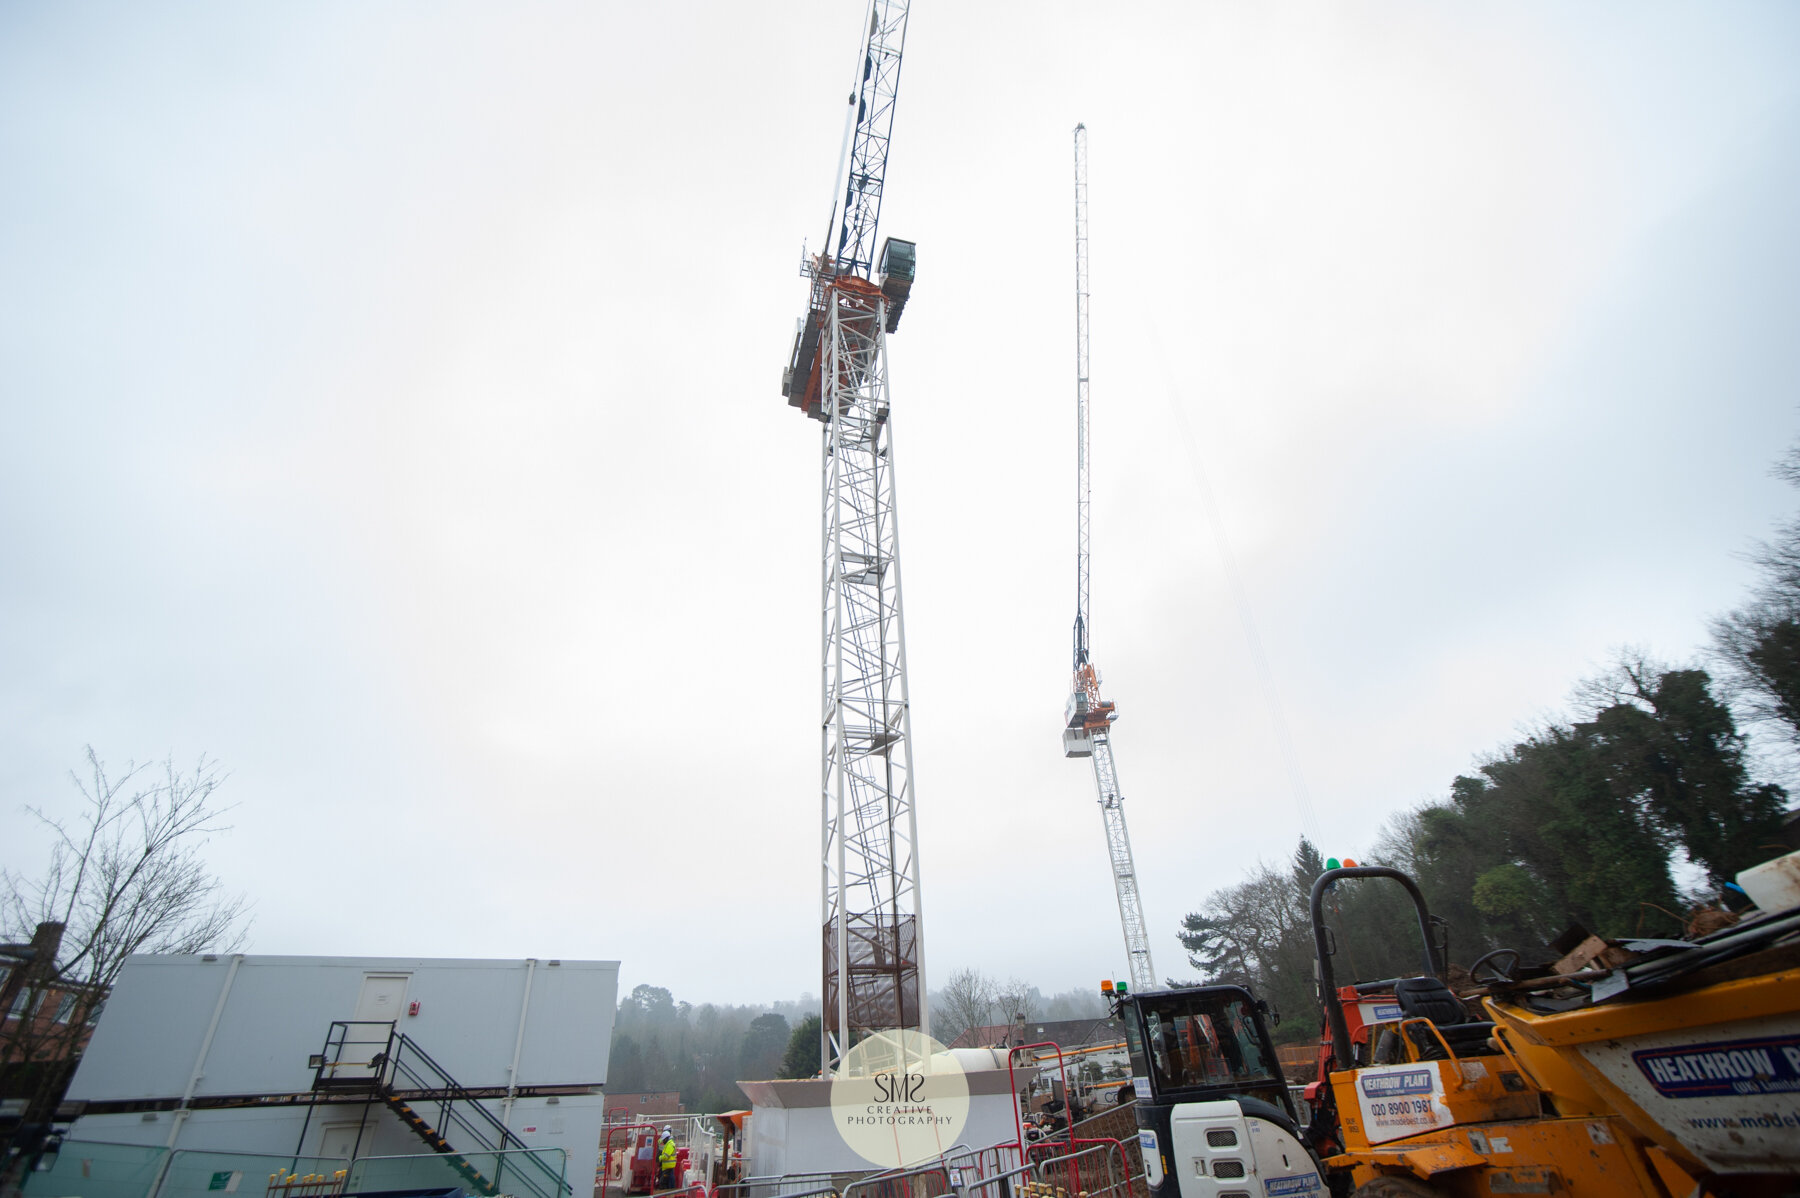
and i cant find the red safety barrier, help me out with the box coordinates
[1028,1137,1136,1198]
[602,1122,663,1197]
[1007,1042,1081,1193]
[1007,1041,1076,1155]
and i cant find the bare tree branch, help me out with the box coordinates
[932,967,995,1046]
[994,976,1041,1026]
[1,747,250,1141]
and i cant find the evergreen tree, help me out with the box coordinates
[1179,851,1318,1043]
[1290,838,1326,901]
[1582,665,1788,883]
[608,1033,645,1093]
[779,1014,823,1079]
[738,1012,790,1081]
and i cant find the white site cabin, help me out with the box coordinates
[62,954,618,1180]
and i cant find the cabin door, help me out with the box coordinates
[339,973,409,1082]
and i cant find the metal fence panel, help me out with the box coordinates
[347,1147,566,1198]
[841,1164,949,1198]
[21,1140,168,1198]
[160,1151,349,1198]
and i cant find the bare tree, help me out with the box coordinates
[932,967,996,1047]
[0,748,249,1146]
[993,977,1041,1027]
[1711,443,1800,746]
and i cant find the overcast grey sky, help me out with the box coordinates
[4,1,1799,1007]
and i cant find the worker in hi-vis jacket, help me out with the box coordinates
[658,1127,678,1190]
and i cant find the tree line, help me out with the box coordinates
[607,972,1109,1108]
[606,985,810,1113]
[1179,445,1800,1041]
[929,969,1109,1049]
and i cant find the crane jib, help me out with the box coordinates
[831,0,909,279]
[1066,122,1157,993]
[780,0,915,422]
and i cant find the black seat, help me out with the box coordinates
[1393,976,1495,1059]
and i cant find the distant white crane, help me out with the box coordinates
[1061,124,1156,993]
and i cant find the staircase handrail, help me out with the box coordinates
[386,1034,520,1147]
[387,1032,571,1198]
[312,1020,401,1089]
[313,1022,568,1198]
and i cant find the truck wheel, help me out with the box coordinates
[1351,1176,1448,1198]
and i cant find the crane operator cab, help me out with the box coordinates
[1112,982,1324,1198]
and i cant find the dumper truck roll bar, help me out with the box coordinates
[1309,865,1443,1071]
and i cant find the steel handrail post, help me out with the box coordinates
[1005,1041,1072,1160]
[439,1071,453,1160]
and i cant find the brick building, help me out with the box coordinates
[605,1090,685,1119]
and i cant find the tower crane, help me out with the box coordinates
[1062,124,1157,993]
[779,0,924,1072]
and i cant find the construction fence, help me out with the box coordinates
[18,1140,568,1198]
[711,1138,1131,1198]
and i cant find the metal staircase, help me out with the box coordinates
[311,1021,570,1198]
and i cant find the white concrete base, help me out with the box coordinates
[736,1062,1034,1178]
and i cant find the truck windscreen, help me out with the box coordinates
[1129,991,1278,1093]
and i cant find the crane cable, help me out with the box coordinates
[1146,323,1323,849]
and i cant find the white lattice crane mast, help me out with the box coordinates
[1062,124,1157,993]
[779,0,925,1072]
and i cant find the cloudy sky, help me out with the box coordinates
[4,1,1799,1009]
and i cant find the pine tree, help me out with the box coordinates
[779,1014,823,1079]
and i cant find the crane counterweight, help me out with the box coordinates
[782,237,916,421]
